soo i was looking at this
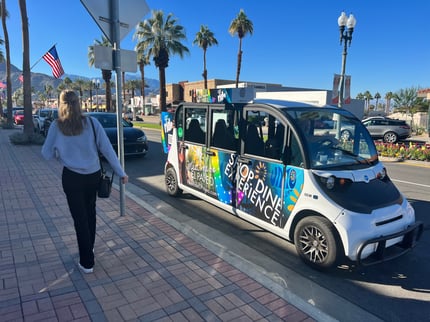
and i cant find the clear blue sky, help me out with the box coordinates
[4,0,430,99]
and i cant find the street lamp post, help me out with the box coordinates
[92,78,100,111]
[337,11,357,109]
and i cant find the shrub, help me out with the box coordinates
[0,118,15,129]
[9,132,45,145]
[375,142,430,162]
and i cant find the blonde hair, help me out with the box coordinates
[57,90,85,136]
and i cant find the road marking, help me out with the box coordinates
[391,179,430,188]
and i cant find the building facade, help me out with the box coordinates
[166,79,365,119]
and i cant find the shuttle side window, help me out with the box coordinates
[244,110,286,161]
[244,117,265,157]
[287,132,304,167]
[184,107,207,144]
[211,110,237,150]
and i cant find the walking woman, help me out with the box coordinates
[42,90,128,273]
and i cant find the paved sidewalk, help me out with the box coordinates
[0,127,329,322]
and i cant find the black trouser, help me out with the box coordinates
[62,167,100,269]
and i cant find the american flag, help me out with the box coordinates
[42,45,65,79]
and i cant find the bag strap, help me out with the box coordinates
[88,116,105,173]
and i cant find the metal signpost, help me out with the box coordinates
[81,0,149,216]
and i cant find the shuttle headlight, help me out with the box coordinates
[377,167,387,180]
[326,176,335,189]
[315,173,352,191]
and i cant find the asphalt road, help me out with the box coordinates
[124,128,430,322]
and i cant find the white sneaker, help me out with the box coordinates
[78,263,94,274]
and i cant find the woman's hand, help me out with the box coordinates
[121,175,129,184]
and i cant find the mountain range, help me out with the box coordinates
[0,63,160,96]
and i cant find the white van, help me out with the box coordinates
[161,99,423,270]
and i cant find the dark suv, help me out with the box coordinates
[362,116,411,143]
[43,109,58,136]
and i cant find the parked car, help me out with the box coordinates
[13,110,25,125]
[2,107,24,118]
[362,116,411,143]
[42,109,58,136]
[86,112,148,157]
[33,108,52,134]
[339,116,412,144]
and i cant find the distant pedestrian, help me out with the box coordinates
[42,90,128,274]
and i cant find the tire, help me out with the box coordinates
[383,131,398,143]
[165,167,182,197]
[294,216,342,270]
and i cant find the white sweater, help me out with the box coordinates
[41,116,126,178]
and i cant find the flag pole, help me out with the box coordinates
[30,43,57,70]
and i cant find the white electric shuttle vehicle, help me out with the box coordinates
[162,99,423,270]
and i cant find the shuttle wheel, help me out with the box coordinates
[294,216,341,270]
[165,167,182,197]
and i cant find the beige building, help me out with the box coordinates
[166,79,365,119]
[417,88,430,100]
[166,79,235,105]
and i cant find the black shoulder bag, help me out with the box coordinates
[89,117,114,198]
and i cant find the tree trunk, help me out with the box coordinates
[19,0,33,135]
[122,71,126,105]
[139,61,145,112]
[235,38,243,88]
[203,48,207,89]
[159,67,166,112]
[1,0,13,127]
[102,69,112,112]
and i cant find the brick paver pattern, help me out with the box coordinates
[0,128,315,322]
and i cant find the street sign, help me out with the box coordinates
[94,45,137,72]
[80,0,149,43]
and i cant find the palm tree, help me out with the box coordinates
[0,37,3,61]
[363,90,373,113]
[137,48,150,108]
[392,87,421,113]
[62,76,73,88]
[134,10,189,112]
[88,36,113,111]
[56,82,67,100]
[122,72,126,109]
[44,84,53,106]
[72,78,86,107]
[133,44,150,111]
[374,92,381,112]
[193,25,218,89]
[125,79,140,98]
[228,9,253,88]
[385,91,393,114]
[124,79,142,118]
[85,80,93,110]
[392,87,423,130]
[19,0,33,135]
[1,0,13,127]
